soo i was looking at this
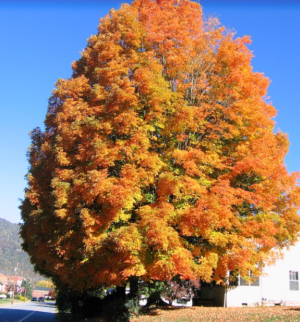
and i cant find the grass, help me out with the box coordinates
[0,298,26,305]
[0,298,10,305]
[129,306,300,322]
[77,306,300,322]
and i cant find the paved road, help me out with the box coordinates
[0,301,56,322]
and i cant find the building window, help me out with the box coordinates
[239,271,259,286]
[240,276,249,286]
[289,271,299,291]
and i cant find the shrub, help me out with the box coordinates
[17,294,28,301]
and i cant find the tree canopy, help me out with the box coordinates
[20,0,300,292]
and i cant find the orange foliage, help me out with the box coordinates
[20,0,300,291]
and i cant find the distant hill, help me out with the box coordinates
[0,218,42,281]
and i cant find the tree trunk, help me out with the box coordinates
[129,276,139,298]
[116,286,126,301]
[146,291,169,307]
[128,276,139,306]
[146,291,161,307]
[70,295,83,315]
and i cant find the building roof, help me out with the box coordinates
[34,287,51,291]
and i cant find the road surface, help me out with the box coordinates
[0,300,56,322]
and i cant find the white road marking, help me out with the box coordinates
[16,311,35,322]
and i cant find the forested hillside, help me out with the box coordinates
[0,218,38,278]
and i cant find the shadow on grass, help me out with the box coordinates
[57,311,105,322]
[56,311,76,322]
[286,307,300,311]
[141,305,195,317]
[56,302,196,321]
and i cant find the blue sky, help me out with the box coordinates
[0,0,299,224]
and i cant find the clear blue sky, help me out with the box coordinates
[0,0,299,224]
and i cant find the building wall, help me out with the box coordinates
[32,290,49,298]
[261,242,300,304]
[200,242,300,307]
[226,284,261,307]
[225,241,300,307]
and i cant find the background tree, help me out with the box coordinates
[5,281,15,294]
[21,278,32,299]
[37,280,54,288]
[20,0,300,296]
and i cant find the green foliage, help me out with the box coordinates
[55,285,143,321]
[124,298,143,319]
[56,285,105,319]
[21,278,33,299]
[100,297,131,322]
[140,281,166,307]
[55,288,72,314]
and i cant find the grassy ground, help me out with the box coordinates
[0,298,24,305]
[129,306,300,322]
[78,306,300,322]
[0,298,10,305]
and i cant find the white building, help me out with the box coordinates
[200,241,300,307]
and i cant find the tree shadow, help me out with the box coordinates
[33,301,56,308]
[0,308,56,321]
[141,304,196,317]
[286,307,300,311]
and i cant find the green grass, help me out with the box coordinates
[0,298,26,305]
[0,298,10,305]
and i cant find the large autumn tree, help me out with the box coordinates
[21,0,300,292]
